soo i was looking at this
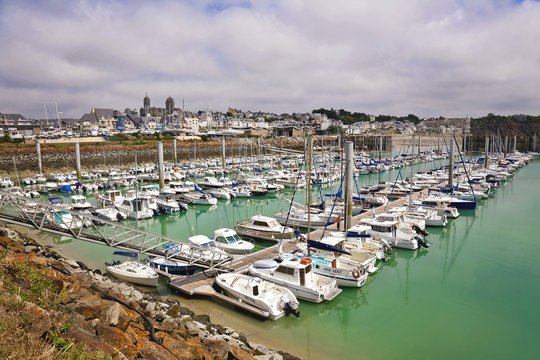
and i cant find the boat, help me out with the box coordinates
[178,188,218,205]
[115,198,154,219]
[235,215,295,242]
[98,190,124,207]
[206,188,232,200]
[146,257,199,275]
[156,196,181,213]
[360,212,429,250]
[92,207,127,222]
[248,258,342,303]
[106,254,159,287]
[70,195,92,210]
[213,228,254,254]
[215,273,300,320]
[198,176,226,188]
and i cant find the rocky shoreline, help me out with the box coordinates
[0,225,300,360]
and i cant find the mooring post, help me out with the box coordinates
[75,142,81,182]
[173,138,177,167]
[158,141,164,191]
[36,141,42,174]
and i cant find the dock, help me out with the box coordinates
[167,187,431,317]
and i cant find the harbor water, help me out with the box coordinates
[29,157,540,360]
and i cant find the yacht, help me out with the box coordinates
[235,215,295,242]
[213,228,254,254]
[98,190,124,207]
[198,176,226,188]
[115,198,153,219]
[107,260,159,287]
[70,195,92,210]
[215,273,300,320]
[249,258,342,303]
[360,213,429,250]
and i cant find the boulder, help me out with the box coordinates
[61,328,115,356]
[101,302,120,326]
[23,302,52,339]
[255,354,283,360]
[69,296,112,320]
[98,325,139,359]
[139,339,178,360]
[162,334,206,360]
[202,337,230,360]
[165,303,179,318]
[193,314,211,325]
[229,345,256,360]
[249,343,269,356]
[276,351,301,360]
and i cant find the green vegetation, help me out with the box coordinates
[313,108,421,125]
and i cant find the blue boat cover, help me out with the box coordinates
[307,240,351,255]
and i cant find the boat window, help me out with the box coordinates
[225,236,236,244]
[305,264,312,273]
[233,234,242,242]
[299,269,306,286]
[286,267,295,276]
[253,221,269,227]
[216,237,225,244]
[372,225,391,232]
[275,266,287,274]
[252,285,259,296]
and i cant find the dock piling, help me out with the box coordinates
[36,141,42,174]
[75,142,81,182]
[158,141,164,191]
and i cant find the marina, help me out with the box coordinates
[0,136,538,359]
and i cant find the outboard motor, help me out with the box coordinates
[414,235,430,248]
[116,212,125,221]
[284,302,300,318]
[412,224,429,237]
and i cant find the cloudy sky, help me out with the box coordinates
[0,0,539,119]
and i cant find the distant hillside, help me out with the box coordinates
[470,114,540,136]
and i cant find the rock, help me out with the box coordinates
[93,273,104,282]
[193,313,211,325]
[276,351,301,360]
[63,258,80,268]
[180,314,193,322]
[162,334,205,360]
[24,245,39,253]
[202,337,230,360]
[229,345,256,360]
[184,321,204,337]
[179,305,194,316]
[69,296,112,320]
[139,339,178,360]
[249,343,269,356]
[98,325,139,359]
[61,328,115,356]
[101,302,120,326]
[130,289,144,301]
[255,354,283,360]
[145,301,156,313]
[23,302,52,339]
[165,303,179,318]
[153,311,166,322]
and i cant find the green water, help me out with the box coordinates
[33,157,540,359]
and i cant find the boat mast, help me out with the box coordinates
[448,132,454,188]
[409,134,414,212]
[307,132,312,241]
[344,140,354,230]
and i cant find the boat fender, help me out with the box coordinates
[300,258,312,265]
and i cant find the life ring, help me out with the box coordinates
[300,258,312,265]
[352,270,361,279]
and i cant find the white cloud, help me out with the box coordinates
[0,0,539,118]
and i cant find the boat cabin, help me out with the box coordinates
[248,215,282,230]
[188,235,219,250]
[214,228,242,245]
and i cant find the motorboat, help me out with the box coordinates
[106,257,159,287]
[167,181,191,194]
[215,273,300,320]
[92,207,127,222]
[249,258,342,303]
[146,257,199,276]
[115,198,153,219]
[235,215,295,242]
[206,188,232,200]
[155,196,181,213]
[70,195,92,210]
[198,176,226,188]
[139,184,159,197]
[388,206,447,227]
[178,190,218,205]
[274,207,332,229]
[213,228,254,254]
[360,213,429,250]
[98,190,124,207]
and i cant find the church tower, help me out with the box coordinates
[143,93,150,116]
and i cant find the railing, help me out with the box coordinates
[0,191,233,271]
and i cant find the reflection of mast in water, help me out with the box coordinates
[441,204,477,284]
[395,248,429,304]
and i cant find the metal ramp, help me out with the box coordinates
[0,191,233,271]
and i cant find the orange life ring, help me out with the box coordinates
[300,258,312,265]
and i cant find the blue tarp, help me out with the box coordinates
[113,251,138,258]
[58,185,72,192]
[307,240,351,255]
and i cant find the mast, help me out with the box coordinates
[448,133,454,188]
[484,134,489,169]
[306,132,313,241]
[409,134,414,211]
[344,140,354,230]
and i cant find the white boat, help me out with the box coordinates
[98,190,124,206]
[360,213,429,250]
[235,215,295,242]
[213,228,254,254]
[70,195,92,210]
[106,260,158,287]
[198,176,226,188]
[185,235,229,263]
[92,207,127,222]
[139,184,159,197]
[249,258,342,303]
[215,273,300,320]
[178,191,218,205]
[207,188,231,199]
[167,181,191,194]
[274,207,331,229]
[49,211,84,230]
[115,198,153,219]
[156,197,181,213]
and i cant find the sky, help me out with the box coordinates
[0,0,539,119]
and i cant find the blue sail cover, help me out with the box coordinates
[58,185,72,192]
[307,240,351,255]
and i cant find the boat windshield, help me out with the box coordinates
[225,235,239,244]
